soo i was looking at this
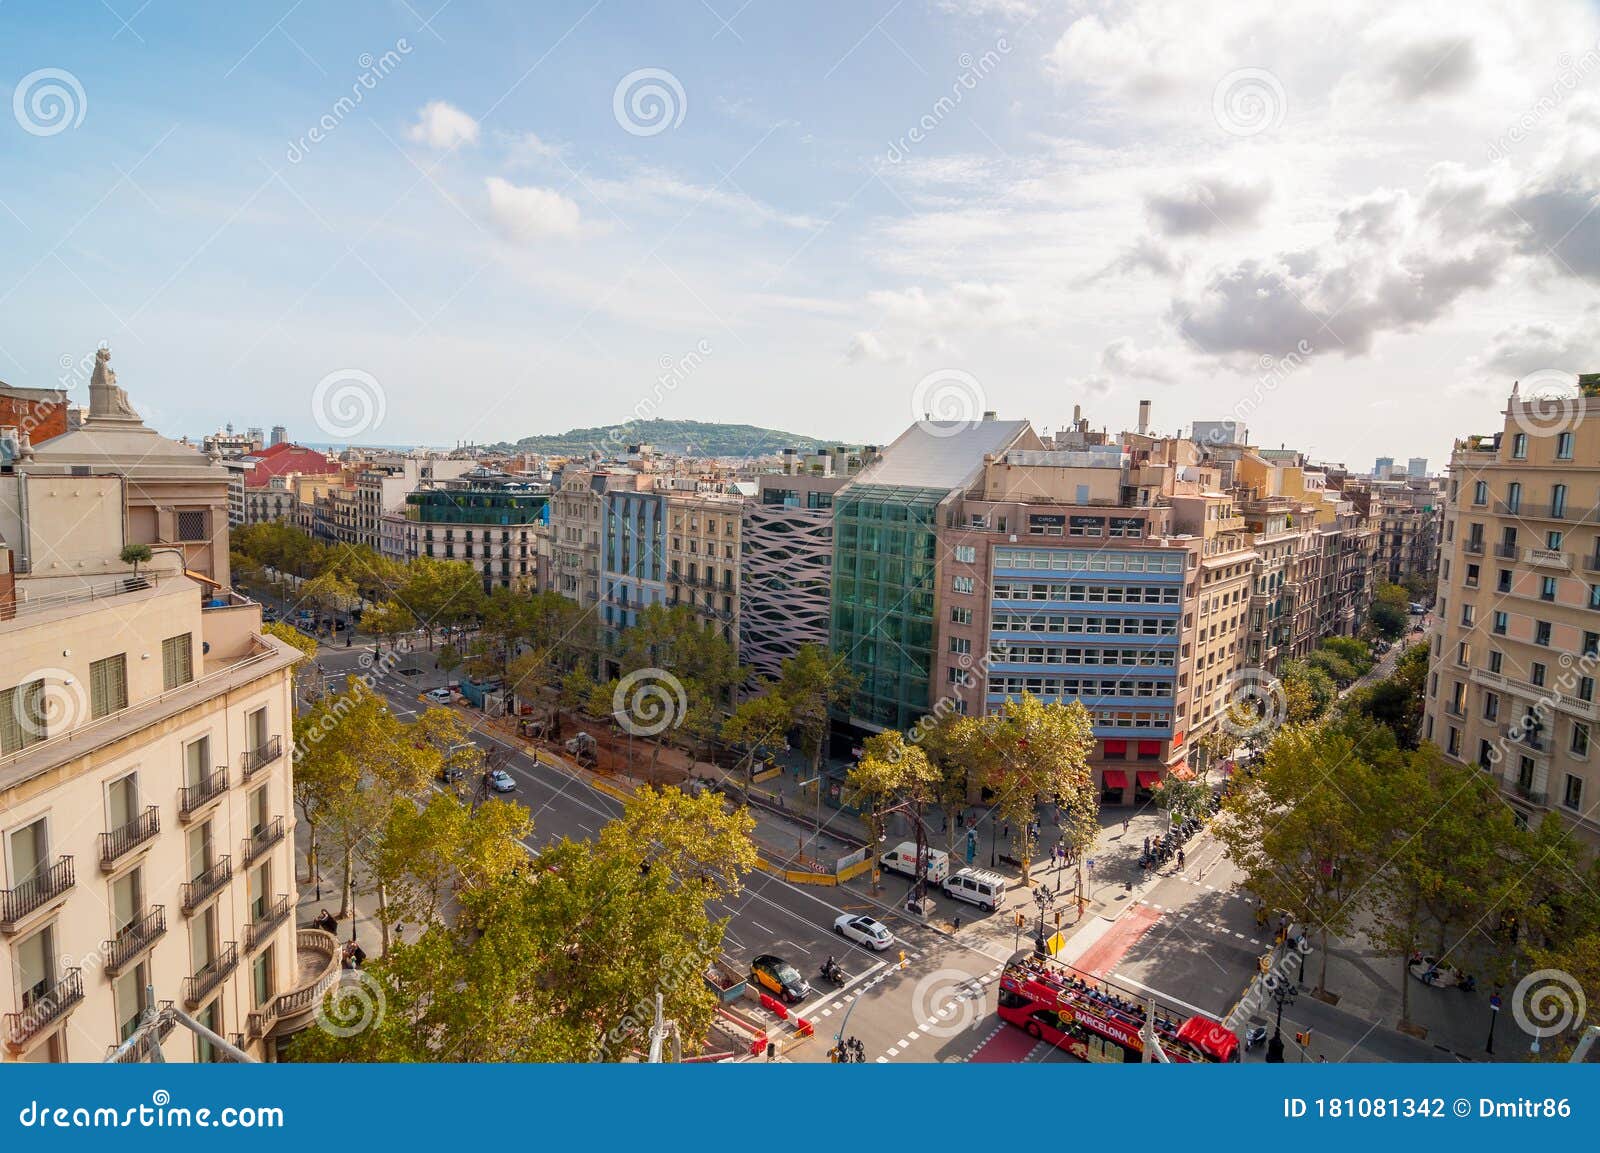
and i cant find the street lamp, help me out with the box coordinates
[1486,990,1502,1055]
[1033,885,1056,953]
[1265,973,1297,1063]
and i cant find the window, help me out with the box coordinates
[1478,740,1495,771]
[1464,563,1479,588]
[949,606,972,625]
[1498,569,1512,593]
[1591,585,1600,611]
[195,1001,221,1063]
[1572,722,1590,757]
[1457,641,1471,666]
[1511,432,1527,459]
[252,948,274,1009]
[1473,480,1488,505]
[1536,621,1552,646]
[1564,774,1584,811]
[1557,431,1574,460]
[0,678,46,754]
[184,735,211,789]
[1460,604,1475,626]
[1583,676,1597,703]
[162,634,193,690]
[1542,576,1558,602]
[176,509,209,541]
[1506,482,1522,513]
[1483,692,1499,722]
[1552,485,1568,518]
[89,654,128,718]
[952,576,974,594]
[1492,611,1508,635]
[1548,530,1564,550]
[114,961,151,1041]
[1532,662,1547,688]
[949,637,972,655]
[953,545,976,564]
[1489,650,1503,673]
[1447,727,1461,756]
[1587,632,1600,657]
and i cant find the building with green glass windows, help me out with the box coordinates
[830,416,1037,735]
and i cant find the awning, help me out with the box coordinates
[1170,762,1197,782]
[1136,770,1162,789]
[1103,739,1128,757]
[1137,740,1162,757]
[185,568,222,590]
[1102,770,1128,790]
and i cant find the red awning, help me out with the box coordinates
[1136,770,1162,789]
[1103,739,1128,757]
[1102,770,1128,790]
[1170,762,1196,782]
[1137,740,1162,756]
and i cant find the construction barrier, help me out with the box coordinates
[837,858,874,883]
[795,1018,814,1038]
[758,992,788,1019]
[754,858,840,886]
[589,777,633,803]
[752,766,783,783]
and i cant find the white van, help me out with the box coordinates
[878,842,950,884]
[942,867,1007,911]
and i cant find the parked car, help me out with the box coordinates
[749,954,811,1004]
[436,765,464,784]
[942,867,1007,912]
[488,769,516,793]
[1408,602,1426,615]
[879,842,950,884]
[424,687,453,704]
[833,914,894,951]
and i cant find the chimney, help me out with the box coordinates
[982,410,997,422]
[1137,399,1151,436]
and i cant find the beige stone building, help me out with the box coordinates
[665,487,745,645]
[1425,388,1600,846]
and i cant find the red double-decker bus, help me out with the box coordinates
[996,956,1239,1063]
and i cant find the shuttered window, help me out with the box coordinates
[162,634,194,690]
[90,655,128,718]
[0,680,46,754]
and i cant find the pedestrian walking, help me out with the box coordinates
[1143,836,1150,854]
[1122,817,1131,836]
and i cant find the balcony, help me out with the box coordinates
[102,906,167,976]
[244,894,290,953]
[1525,548,1572,571]
[0,856,75,934]
[1494,543,1519,559]
[240,736,282,780]
[1505,724,1548,753]
[99,805,161,871]
[180,856,232,915]
[4,969,84,1052]
[1585,554,1600,575]
[1463,540,1485,555]
[105,1004,176,1062]
[1511,781,1548,806]
[241,817,285,866]
[248,928,342,1040]
[182,943,239,1010]
[179,767,229,821]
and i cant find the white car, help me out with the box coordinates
[424,687,453,704]
[833,913,894,951]
[489,769,516,793]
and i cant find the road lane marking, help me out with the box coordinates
[1107,972,1224,1019]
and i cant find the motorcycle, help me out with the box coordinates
[1244,1021,1269,1052]
[820,959,846,985]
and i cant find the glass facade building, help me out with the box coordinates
[830,484,944,730]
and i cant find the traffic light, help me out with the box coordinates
[1294,1030,1313,1047]
[1054,910,1061,927]
[1015,912,1026,928]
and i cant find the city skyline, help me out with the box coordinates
[1,2,1597,468]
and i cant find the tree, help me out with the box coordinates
[1211,716,1390,994]
[264,619,319,702]
[301,570,358,634]
[1345,643,1427,748]
[1370,582,1409,639]
[119,542,152,579]
[1149,777,1210,823]
[397,557,483,649]
[720,683,793,787]
[1281,659,1336,723]
[775,645,859,780]
[362,599,416,653]
[917,711,972,856]
[289,787,756,1063]
[951,692,1095,887]
[372,792,532,933]
[844,731,940,889]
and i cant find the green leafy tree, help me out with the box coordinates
[720,684,794,787]
[119,542,152,578]
[362,598,416,653]
[775,645,859,780]
[844,731,941,889]
[951,692,1095,887]
[1281,659,1336,723]
[397,556,484,649]
[1212,716,1391,994]
[372,792,532,932]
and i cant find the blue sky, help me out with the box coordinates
[2,1,1599,467]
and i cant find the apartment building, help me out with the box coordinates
[1425,387,1600,847]
[602,482,667,649]
[740,448,873,680]
[402,469,550,592]
[0,433,326,1062]
[0,383,69,447]
[1371,479,1443,588]
[545,466,606,612]
[664,486,744,645]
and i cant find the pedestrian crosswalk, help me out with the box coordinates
[1137,898,1263,947]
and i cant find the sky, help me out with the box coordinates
[1,0,1599,469]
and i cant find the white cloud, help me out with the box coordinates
[1099,337,1189,384]
[407,101,480,150]
[1146,175,1272,236]
[498,130,565,167]
[485,178,581,240]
